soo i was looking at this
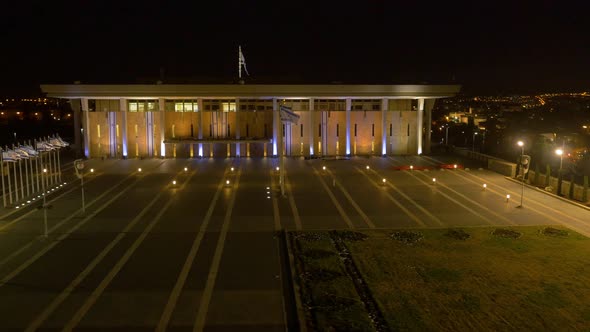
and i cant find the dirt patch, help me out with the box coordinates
[541,227,569,237]
[331,230,369,242]
[492,228,522,239]
[445,229,471,241]
[391,231,424,245]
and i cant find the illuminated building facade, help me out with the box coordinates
[41,84,460,158]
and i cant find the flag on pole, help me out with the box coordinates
[239,45,249,78]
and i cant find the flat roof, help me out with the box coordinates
[40,84,461,99]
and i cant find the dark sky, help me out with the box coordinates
[1,1,589,95]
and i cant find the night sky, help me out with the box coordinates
[2,1,589,96]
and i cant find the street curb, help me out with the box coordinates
[283,231,308,332]
[504,177,590,212]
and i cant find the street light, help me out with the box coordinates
[472,132,478,151]
[517,141,524,207]
[555,149,563,171]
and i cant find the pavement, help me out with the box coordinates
[0,153,589,331]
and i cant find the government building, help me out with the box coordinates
[40,84,461,158]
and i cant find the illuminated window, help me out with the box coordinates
[173,101,199,112]
[129,102,138,112]
[222,102,236,112]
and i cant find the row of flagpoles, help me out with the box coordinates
[0,135,69,208]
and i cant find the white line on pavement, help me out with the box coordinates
[62,169,197,331]
[355,167,426,227]
[193,169,242,332]
[312,167,354,229]
[364,167,442,227]
[156,165,231,332]
[25,168,193,332]
[0,161,165,287]
[283,168,302,231]
[326,169,375,228]
[269,169,282,231]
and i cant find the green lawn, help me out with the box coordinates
[292,227,590,331]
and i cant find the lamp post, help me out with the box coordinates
[517,141,524,207]
[42,167,48,237]
[555,149,563,171]
[445,125,450,146]
[555,148,564,196]
[472,132,478,152]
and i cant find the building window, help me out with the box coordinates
[372,124,375,137]
[390,124,393,136]
[336,124,339,137]
[319,124,322,137]
[354,124,357,137]
[300,124,303,137]
[128,100,157,112]
[222,102,236,112]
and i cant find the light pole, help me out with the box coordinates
[555,149,563,172]
[472,132,478,152]
[74,159,86,213]
[555,148,564,196]
[517,141,524,207]
[42,167,48,237]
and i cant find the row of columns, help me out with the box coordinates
[74,97,430,159]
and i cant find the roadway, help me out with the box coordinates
[0,153,588,331]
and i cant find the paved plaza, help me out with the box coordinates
[0,153,589,331]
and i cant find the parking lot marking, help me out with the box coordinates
[269,169,281,231]
[424,155,590,229]
[63,169,198,331]
[283,168,302,230]
[355,167,426,227]
[326,169,375,228]
[0,161,165,270]
[453,169,590,230]
[25,169,194,332]
[417,170,516,225]
[157,166,231,332]
[193,169,242,332]
[403,169,495,225]
[313,167,354,229]
[365,167,443,227]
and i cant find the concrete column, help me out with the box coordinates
[235,99,240,157]
[119,99,128,158]
[345,98,351,156]
[159,98,166,157]
[81,98,90,158]
[108,111,117,157]
[198,98,204,157]
[424,99,435,154]
[70,99,83,158]
[309,99,314,156]
[273,98,278,156]
[381,99,388,156]
[416,98,425,155]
